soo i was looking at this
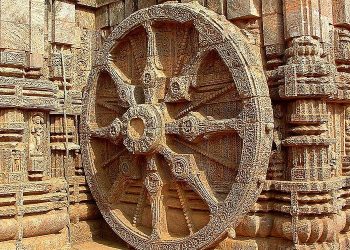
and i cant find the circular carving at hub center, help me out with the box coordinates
[122,104,164,154]
[129,118,145,139]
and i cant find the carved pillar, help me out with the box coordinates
[332,0,350,238]
[344,107,350,175]
[0,109,26,184]
[28,0,46,77]
[280,0,338,246]
[50,115,79,178]
[281,1,335,178]
[262,0,285,71]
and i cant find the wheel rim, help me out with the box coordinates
[81,2,273,249]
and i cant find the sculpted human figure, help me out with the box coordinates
[31,114,45,155]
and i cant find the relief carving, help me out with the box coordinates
[81,2,272,249]
[28,112,46,180]
[1,0,350,249]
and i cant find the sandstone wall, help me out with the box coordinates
[0,1,100,249]
[0,0,349,249]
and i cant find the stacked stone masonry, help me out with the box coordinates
[0,0,349,249]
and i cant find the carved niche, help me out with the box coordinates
[81,2,273,250]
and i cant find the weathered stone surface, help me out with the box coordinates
[0,22,30,51]
[207,0,224,14]
[227,0,261,20]
[333,0,350,27]
[0,0,349,250]
[53,1,76,45]
[283,0,321,39]
[0,0,30,24]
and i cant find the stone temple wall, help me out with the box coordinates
[0,0,349,249]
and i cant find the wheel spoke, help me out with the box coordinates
[89,118,123,144]
[166,112,244,142]
[106,64,137,107]
[180,49,207,77]
[101,148,127,169]
[96,99,121,112]
[159,146,218,213]
[142,22,167,104]
[144,156,168,240]
[132,186,146,227]
[165,49,207,103]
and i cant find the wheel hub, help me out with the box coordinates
[122,104,164,154]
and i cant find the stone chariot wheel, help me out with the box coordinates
[81,2,273,249]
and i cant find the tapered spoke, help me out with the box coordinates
[89,118,123,144]
[101,148,127,169]
[132,186,146,227]
[108,174,130,203]
[166,112,244,142]
[165,49,207,103]
[106,64,137,107]
[96,99,121,112]
[159,146,218,213]
[172,137,232,169]
[142,22,167,104]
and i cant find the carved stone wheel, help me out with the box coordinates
[81,2,273,249]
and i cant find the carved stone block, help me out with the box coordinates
[284,0,321,39]
[0,50,27,67]
[76,8,96,30]
[96,5,109,29]
[262,13,284,47]
[207,0,224,14]
[52,0,76,45]
[77,0,97,8]
[30,0,45,56]
[227,0,260,20]
[0,149,25,184]
[50,53,73,79]
[108,1,125,27]
[53,20,76,45]
[138,0,156,9]
[29,53,44,69]
[0,21,30,51]
[54,0,76,23]
[0,0,30,25]
[333,0,350,27]
[0,76,58,110]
